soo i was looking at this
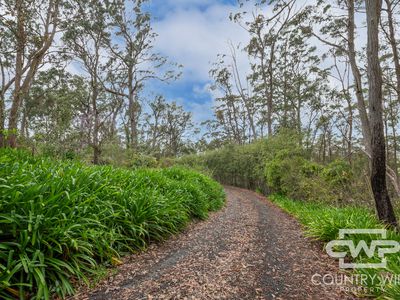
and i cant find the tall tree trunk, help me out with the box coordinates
[384,110,390,161]
[255,28,272,137]
[92,84,100,165]
[347,97,353,164]
[391,123,399,177]
[389,99,399,178]
[127,70,138,150]
[128,97,136,149]
[20,104,27,139]
[366,0,397,227]
[282,40,289,129]
[267,42,276,137]
[0,93,5,148]
[297,82,302,145]
[8,0,25,148]
[347,0,372,154]
[384,0,400,106]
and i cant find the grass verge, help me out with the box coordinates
[269,194,400,299]
[0,149,225,299]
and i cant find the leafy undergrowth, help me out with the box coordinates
[0,149,225,300]
[270,194,400,299]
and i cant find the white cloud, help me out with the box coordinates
[153,2,250,83]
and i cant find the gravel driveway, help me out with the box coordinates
[73,186,356,300]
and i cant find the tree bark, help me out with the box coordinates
[389,101,399,178]
[127,70,138,150]
[8,0,25,148]
[366,0,397,227]
[384,0,400,106]
[20,104,27,139]
[91,78,101,165]
[347,91,354,164]
[267,42,276,137]
[92,102,101,164]
[347,0,372,154]
[0,58,5,148]
[0,93,5,148]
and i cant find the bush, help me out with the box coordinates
[322,159,353,188]
[177,131,371,205]
[129,153,159,169]
[264,147,335,201]
[176,140,269,192]
[0,149,225,299]
[265,151,306,196]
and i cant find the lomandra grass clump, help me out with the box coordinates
[269,195,400,299]
[0,149,225,300]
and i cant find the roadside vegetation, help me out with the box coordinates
[176,130,400,299]
[0,149,225,300]
[177,131,373,207]
[270,195,400,299]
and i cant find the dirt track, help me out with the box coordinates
[74,186,355,300]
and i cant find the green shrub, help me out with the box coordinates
[177,131,371,205]
[322,159,353,187]
[129,153,159,169]
[0,149,225,299]
[176,140,268,191]
[301,160,323,177]
[265,154,305,196]
[264,148,332,201]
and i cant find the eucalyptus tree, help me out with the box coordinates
[383,84,399,177]
[304,0,400,197]
[143,95,167,153]
[0,0,62,147]
[163,102,193,157]
[234,0,298,137]
[210,57,245,144]
[209,43,260,142]
[228,43,258,140]
[142,96,193,157]
[105,0,179,151]
[280,25,329,145]
[329,53,354,163]
[305,0,372,155]
[209,0,331,146]
[23,68,90,155]
[62,0,113,164]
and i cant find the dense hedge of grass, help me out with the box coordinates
[270,194,400,299]
[0,149,225,300]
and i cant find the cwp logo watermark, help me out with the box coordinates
[326,229,400,269]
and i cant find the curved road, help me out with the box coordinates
[74,186,355,300]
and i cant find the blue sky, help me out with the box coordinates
[143,0,251,124]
